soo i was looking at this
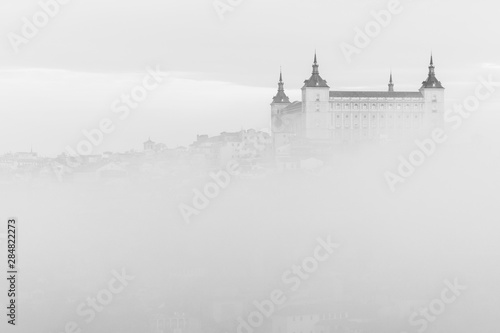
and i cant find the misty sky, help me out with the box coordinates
[1,0,499,155]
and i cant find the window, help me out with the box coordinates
[344,115,350,128]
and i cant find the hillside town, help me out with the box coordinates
[0,129,329,184]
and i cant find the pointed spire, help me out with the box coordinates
[428,53,435,75]
[421,53,444,89]
[312,51,319,75]
[272,68,290,104]
[303,51,329,88]
[388,71,394,92]
[428,53,435,76]
[277,71,284,91]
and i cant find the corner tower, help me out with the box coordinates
[420,54,445,128]
[271,70,293,155]
[302,52,330,140]
[271,69,291,116]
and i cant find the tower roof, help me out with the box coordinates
[421,54,444,89]
[303,52,329,88]
[272,69,291,104]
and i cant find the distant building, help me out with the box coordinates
[190,130,272,167]
[271,53,445,154]
[144,138,156,152]
[272,302,371,333]
[144,138,168,153]
[149,312,201,333]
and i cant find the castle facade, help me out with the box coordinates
[271,54,445,154]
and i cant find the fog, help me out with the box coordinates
[2,117,499,332]
[2,0,500,332]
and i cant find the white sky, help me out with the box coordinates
[0,0,499,155]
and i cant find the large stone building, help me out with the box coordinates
[271,53,445,154]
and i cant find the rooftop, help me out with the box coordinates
[303,53,329,88]
[281,101,303,114]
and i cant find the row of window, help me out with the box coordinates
[330,122,421,129]
[333,114,422,120]
[290,313,348,321]
[313,114,423,129]
[316,123,422,129]
[327,103,425,111]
